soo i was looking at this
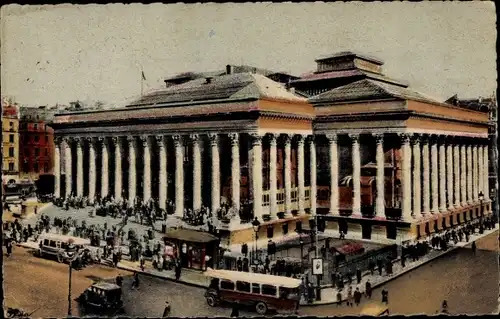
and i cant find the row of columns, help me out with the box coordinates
[53,133,317,223]
[325,133,489,220]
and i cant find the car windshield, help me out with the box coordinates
[279,287,299,300]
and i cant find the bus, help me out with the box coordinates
[204,268,301,315]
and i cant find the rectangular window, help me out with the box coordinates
[236,281,251,293]
[45,148,49,156]
[8,147,14,157]
[220,280,235,290]
[8,163,14,171]
[9,134,14,143]
[45,135,49,142]
[49,240,57,248]
[34,163,39,172]
[251,283,261,294]
[23,162,29,172]
[25,148,30,157]
[34,123,38,130]
[43,239,49,246]
[261,285,277,296]
[35,149,40,156]
[44,162,49,172]
[34,135,39,142]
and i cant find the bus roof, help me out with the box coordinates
[204,268,302,289]
[39,233,91,246]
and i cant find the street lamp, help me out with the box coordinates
[251,217,261,264]
[479,191,484,217]
[299,237,304,272]
[62,241,80,316]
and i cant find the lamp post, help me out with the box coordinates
[251,217,261,265]
[299,237,304,272]
[479,191,484,218]
[62,241,79,317]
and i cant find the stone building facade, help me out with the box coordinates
[51,52,492,245]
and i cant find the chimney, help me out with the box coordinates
[205,77,213,84]
[226,65,232,75]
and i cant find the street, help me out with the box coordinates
[4,229,498,317]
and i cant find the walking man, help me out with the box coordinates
[471,241,477,256]
[354,287,362,306]
[381,288,389,305]
[365,279,372,299]
[131,272,140,289]
[162,301,171,317]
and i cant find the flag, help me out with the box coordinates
[141,71,146,81]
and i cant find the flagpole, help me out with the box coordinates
[141,69,144,97]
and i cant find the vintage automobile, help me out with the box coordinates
[204,268,301,315]
[79,282,124,314]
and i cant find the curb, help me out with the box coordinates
[115,263,208,289]
[301,229,498,307]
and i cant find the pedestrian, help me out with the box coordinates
[131,272,140,289]
[346,286,353,307]
[365,279,372,299]
[175,262,182,281]
[381,288,388,305]
[356,268,362,284]
[440,300,449,314]
[377,259,383,276]
[6,239,13,257]
[230,303,239,317]
[354,287,362,306]
[116,274,123,287]
[471,241,476,256]
[336,291,342,307]
[162,301,171,317]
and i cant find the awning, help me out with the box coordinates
[163,228,219,243]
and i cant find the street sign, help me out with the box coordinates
[312,258,323,275]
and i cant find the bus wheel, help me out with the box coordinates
[206,295,217,307]
[255,302,268,315]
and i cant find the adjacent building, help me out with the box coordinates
[2,99,20,185]
[18,106,57,180]
[51,52,492,246]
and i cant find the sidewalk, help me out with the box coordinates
[301,225,498,306]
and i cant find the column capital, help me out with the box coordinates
[74,137,84,145]
[126,136,136,143]
[438,135,447,144]
[348,133,360,143]
[97,136,108,145]
[373,133,384,144]
[173,134,183,146]
[250,133,262,146]
[295,134,305,145]
[85,136,95,144]
[420,134,430,144]
[111,136,122,145]
[189,134,200,143]
[139,135,149,147]
[208,133,219,145]
[62,136,72,144]
[155,135,166,146]
[307,134,315,144]
[282,134,292,145]
[228,133,239,145]
[326,133,338,143]
[411,134,421,145]
[398,133,411,144]
[268,133,278,146]
[54,136,63,145]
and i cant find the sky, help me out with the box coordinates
[1,2,497,108]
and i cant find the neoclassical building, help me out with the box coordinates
[51,52,492,245]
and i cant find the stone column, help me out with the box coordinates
[283,134,292,215]
[439,136,447,212]
[251,134,263,220]
[400,133,412,220]
[430,136,439,213]
[64,137,73,197]
[483,144,490,201]
[453,142,460,208]
[327,134,339,215]
[87,137,96,203]
[374,134,385,218]
[473,145,478,202]
[127,136,137,202]
[297,135,305,214]
[229,133,241,212]
[446,139,454,210]
[141,136,152,202]
[467,144,473,204]
[75,138,84,197]
[350,133,361,215]
[478,143,484,197]
[157,135,167,210]
[268,134,278,218]
[190,134,202,211]
[99,137,109,197]
[113,137,123,201]
[422,135,430,214]
[460,143,467,206]
[54,137,61,198]
[209,133,221,215]
[309,136,317,216]
[412,134,422,218]
[173,135,184,217]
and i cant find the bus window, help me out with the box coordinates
[279,287,290,299]
[220,280,235,290]
[251,283,261,294]
[236,281,251,293]
[43,239,49,246]
[209,278,220,290]
[262,284,277,297]
[49,240,57,248]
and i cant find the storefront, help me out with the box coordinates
[163,228,220,271]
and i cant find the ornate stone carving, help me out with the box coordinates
[111,136,121,145]
[268,133,278,146]
[139,135,149,146]
[249,133,262,146]
[326,133,338,143]
[54,136,62,145]
[348,133,360,143]
[172,134,183,146]
[373,133,384,144]
[411,134,421,145]
[228,133,239,145]
[398,133,411,144]
[295,134,305,145]
[189,134,200,143]
[307,135,315,144]
[282,134,291,145]
[156,135,166,147]
[127,136,135,143]
[208,133,219,145]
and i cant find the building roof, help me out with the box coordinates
[291,69,408,87]
[163,228,219,243]
[128,73,306,108]
[315,51,384,65]
[309,78,444,105]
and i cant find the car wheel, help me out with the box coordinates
[206,295,217,307]
[255,301,268,315]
